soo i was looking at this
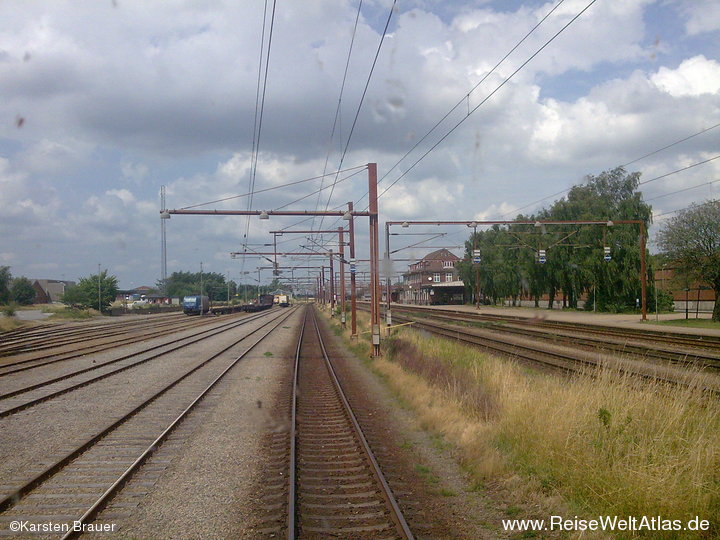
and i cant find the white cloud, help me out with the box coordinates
[106,188,136,205]
[0,1,718,285]
[651,55,720,97]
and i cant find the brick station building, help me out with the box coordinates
[399,248,466,305]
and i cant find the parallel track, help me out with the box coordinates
[0,314,230,376]
[0,310,278,418]
[388,304,720,351]
[0,313,184,357]
[385,306,720,370]
[0,307,298,539]
[387,311,720,395]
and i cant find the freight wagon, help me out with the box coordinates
[244,294,275,312]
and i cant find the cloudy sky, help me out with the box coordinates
[1,0,719,291]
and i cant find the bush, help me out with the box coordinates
[651,289,675,313]
[2,303,17,317]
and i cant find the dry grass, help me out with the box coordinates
[353,317,720,538]
[0,316,25,332]
[321,305,720,536]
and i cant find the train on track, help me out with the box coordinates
[182,295,210,315]
[274,293,290,307]
[243,293,275,312]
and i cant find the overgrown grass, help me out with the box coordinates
[0,316,24,332]
[319,304,720,537]
[377,328,720,539]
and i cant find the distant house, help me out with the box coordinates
[400,248,465,305]
[32,279,76,303]
[116,286,177,305]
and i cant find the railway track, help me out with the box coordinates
[262,306,412,539]
[385,311,720,395]
[0,309,280,418]
[0,306,297,539]
[388,304,720,351]
[0,313,184,357]
[0,311,247,377]
[385,306,720,370]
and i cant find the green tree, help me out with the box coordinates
[62,270,119,312]
[160,271,229,301]
[10,277,36,305]
[459,168,653,312]
[0,266,11,304]
[657,199,720,321]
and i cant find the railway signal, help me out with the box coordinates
[472,249,481,264]
[538,249,546,264]
[604,246,611,262]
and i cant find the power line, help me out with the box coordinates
[639,154,720,185]
[339,0,568,217]
[644,178,720,202]
[318,0,397,228]
[504,127,720,218]
[653,199,720,221]
[378,0,566,189]
[313,0,364,234]
[241,0,278,264]
[376,0,598,203]
[622,122,720,167]
[179,165,367,209]
[274,167,367,210]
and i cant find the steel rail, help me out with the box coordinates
[304,306,414,539]
[388,312,720,395]
[0,313,184,355]
[402,304,720,348]
[0,307,297,519]
[388,307,720,369]
[0,309,279,417]
[286,308,306,539]
[0,315,219,375]
[58,306,298,539]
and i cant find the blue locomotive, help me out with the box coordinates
[182,295,210,315]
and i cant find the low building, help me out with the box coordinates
[655,267,716,314]
[116,286,176,305]
[400,248,465,305]
[32,279,76,303]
